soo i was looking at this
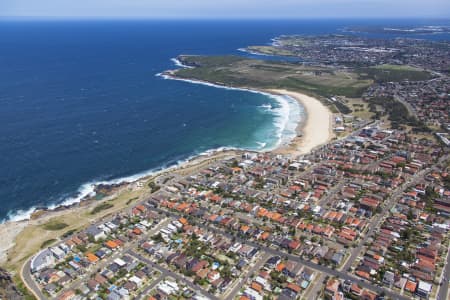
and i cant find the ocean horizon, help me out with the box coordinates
[1,19,449,223]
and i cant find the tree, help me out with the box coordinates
[152,233,164,243]
[230,160,239,168]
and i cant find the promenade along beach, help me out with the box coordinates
[0,84,333,268]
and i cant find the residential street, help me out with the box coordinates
[128,250,219,300]
[152,206,411,300]
[436,245,450,300]
[136,274,164,300]
[223,252,271,299]
[342,167,432,272]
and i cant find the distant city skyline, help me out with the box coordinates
[1,0,450,19]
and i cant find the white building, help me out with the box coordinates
[50,246,66,260]
[31,249,55,273]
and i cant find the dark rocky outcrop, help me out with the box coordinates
[0,268,23,300]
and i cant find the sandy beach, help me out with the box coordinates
[268,89,333,156]
[160,72,334,155]
[0,88,333,272]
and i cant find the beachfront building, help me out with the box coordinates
[31,249,55,273]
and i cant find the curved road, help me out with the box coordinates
[21,258,47,300]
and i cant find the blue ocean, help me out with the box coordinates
[0,19,449,222]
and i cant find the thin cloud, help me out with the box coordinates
[1,0,449,18]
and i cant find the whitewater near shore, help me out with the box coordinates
[0,88,333,270]
[269,89,333,156]
[0,149,240,269]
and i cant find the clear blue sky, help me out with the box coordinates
[1,0,449,19]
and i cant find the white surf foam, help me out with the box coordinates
[4,206,38,223]
[157,72,303,151]
[258,103,273,111]
[266,93,303,149]
[170,58,194,69]
[256,142,267,149]
[0,145,244,224]
[1,61,303,224]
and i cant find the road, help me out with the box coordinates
[343,154,449,274]
[21,218,170,300]
[318,180,345,206]
[151,206,410,300]
[303,273,325,300]
[224,252,271,299]
[436,244,450,300]
[63,218,171,295]
[21,132,447,300]
[19,151,238,297]
[342,167,431,272]
[21,259,47,300]
[136,274,164,300]
[394,95,416,119]
[128,250,219,300]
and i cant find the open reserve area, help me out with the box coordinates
[173,55,374,99]
[171,53,439,125]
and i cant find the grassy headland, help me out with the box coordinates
[171,55,433,120]
[174,55,372,99]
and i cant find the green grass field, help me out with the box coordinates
[90,202,114,215]
[357,64,433,82]
[246,46,296,57]
[40,239,57,249]
[42,221,68,231]
[175,55,373,99]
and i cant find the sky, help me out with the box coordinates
[1,0,450,19]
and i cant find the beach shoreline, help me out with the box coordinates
[158,71,334,155]
[0,76,333,271]
[157,71,304,151]
[267,89,334,156]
